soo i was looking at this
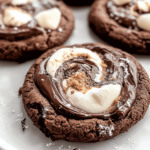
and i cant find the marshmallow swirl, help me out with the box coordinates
[107,0,150,31]
[35,46,137,119]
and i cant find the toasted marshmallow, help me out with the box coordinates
[137,14,150,31]
[113,0,131,6]
[46,48,103,82]
[35,8,61,30]
[12,0,34,5]
[65,84,121,113]
[3,7,32,27]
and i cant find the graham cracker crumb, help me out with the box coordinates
[65,72,92,94]
[100,60,107,80]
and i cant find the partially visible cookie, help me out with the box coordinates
[20,43,150,142]
[62,0,94,6]
[0,0,74,61]
[89,0,150,54]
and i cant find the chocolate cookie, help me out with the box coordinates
[62,0,94,6]
[89,0,150,54]
[0,0,74,61]
[19,43,150,142]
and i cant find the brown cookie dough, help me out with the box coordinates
[19,43,150,143]
[0,0,74,61]
[89,0,150,54]
[62,0,94,6]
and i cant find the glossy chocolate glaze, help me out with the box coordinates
[107,0,149,30]
[35,45,137,120]
[0,0,59,40]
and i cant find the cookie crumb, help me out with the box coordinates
[21,118,28,131]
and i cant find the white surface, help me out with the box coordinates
[0,6,150,150]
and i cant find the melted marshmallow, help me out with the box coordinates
[136,1,150,12]
[35,8,61,30]
[113,0,131,6]
[46,48,103,82]
[12,0,34,5]
[136,0,150,12]
[3,7,32,26]
[65,84,121,113]
[47,48,122,114]
[137,14,150,31]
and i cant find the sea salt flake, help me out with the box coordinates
[58,27,63,32]
[14,27,18,30]
[99,124,114,137]
[110,13,114,17]
[48,29,51,32]
[18,113,23,118]
[42,106,49,118]
[66,104,71,108]
[1,25,5,29]
[46,143,52,147]
[127,30,131,33]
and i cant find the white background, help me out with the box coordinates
[0,6,150,150]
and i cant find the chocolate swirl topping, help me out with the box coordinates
[0,0,59,40]
[35,45,137,120]
[107,0,150,30]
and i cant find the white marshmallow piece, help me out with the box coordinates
[137,14,150,31]
[46,48,103,82]
[136,0,150,12]
[3,7,32,27]
[113,0,131,6]
[35,8,61,30]
[66,84,121,113]
[12,0,34,5]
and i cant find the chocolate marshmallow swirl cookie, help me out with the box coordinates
[89,0,150,54]
[20,43,150,142]
[0,0,74,61]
